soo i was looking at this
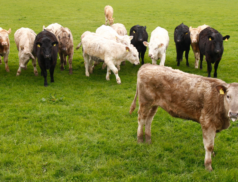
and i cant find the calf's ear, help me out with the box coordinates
[223,35,230,41]
[52,41,58,46]
[216,85,227,95]
[159,43,164,48]
[208,36,214,41]
[7,28,11,34]
[125,46,130,52]
[129,36,133,40]
[143,41,149,47]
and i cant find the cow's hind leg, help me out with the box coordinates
[145,106,158,144]
[202,125,216,171]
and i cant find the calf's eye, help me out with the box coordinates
[227,95,230,99]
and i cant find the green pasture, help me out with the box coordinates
[1,0,238,181]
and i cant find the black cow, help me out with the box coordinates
[174,23,191,67]
[130,25,148,64]
[33,30,58,86]
[199,27,230,77]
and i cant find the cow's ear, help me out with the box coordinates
[223,35,230,41]
[125,46,130,52]
[68,34,70,38]
[143,41,149,47]
[129,36,133,40]
[36,42,42,47]
[189,26,192,31]
[7,28,11,34]
[52,41,58,47]
[208,36,214,41]
[144,26,147,30]
[58,35,60,40]
[216,85,227,95]
[159,43,164,48]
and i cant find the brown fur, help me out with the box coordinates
[130,64,238,171]
[55,27,74,74]
[0,28,11,72]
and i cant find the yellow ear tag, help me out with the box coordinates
[186,33,188,35]
[133,31,135,33]
[37,44,40,47]
[225,38,228,41]
[209,38,211,41]
[53,44,56,46]
[220,89,224,95]
[126,49,129,52]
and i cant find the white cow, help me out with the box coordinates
[14,28,37,76]
[82,34,139,84]
[43,23,62,35]
[111,23,127,36]
[143,27,169,65]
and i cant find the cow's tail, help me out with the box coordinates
[76,42,82,50]
[130,84,138,114]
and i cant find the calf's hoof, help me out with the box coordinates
[137,135,144,143]
[6,68,10,72]
[34,72,38,76]
[61,67,64,71]
[205,164,213,171]
[69,68,73,75]
[145,134,151,144]
[116,79,121,84]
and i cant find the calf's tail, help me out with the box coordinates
[129,84,138,114]
[76,42,82,50]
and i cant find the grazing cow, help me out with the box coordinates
[82,33,139,84]
[130,25,148,64]
[43,23,62,35]
[189,24,209,68]
[199,27,230,77]
[130,64,238,171]
[111,23,127,36]
[143,27,169,65]
[33,30,58,86]
[14,28,38,76]
[0,28,11,72]
[55,26,74,74]
[104,5,114,25]
[174,23,191,66]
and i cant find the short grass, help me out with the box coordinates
[0,0,238,181]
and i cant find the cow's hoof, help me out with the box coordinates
[116,78,121,84]
[205,165,213,171]
[145,135,151,144]
[137,136,144,143]
[69,69,73,75]
[34,72,38,76]
[6,69,10,72]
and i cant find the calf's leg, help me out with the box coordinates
[159,53,166,66]
[50,66,55,83]
[185,49,189,67]
[202,125,216,171]
[145,106,158,144]
[214,60,220,78]
[32,59,38,76]
[4,54,10,72]
[59,52,64,71]
[68,53,73,74]
[105,61,121,84]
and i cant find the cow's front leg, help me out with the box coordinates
[202,125,216,171]
[68,53,73,74]
[145,106,158,144]
[159,53,166,66]
[4,54,10,72]
[59,52,64,71]
[195,52,199,69]
[106,61,120,84]
[32,59,38,76]
[16,66,22,76]
[106,66,111,80]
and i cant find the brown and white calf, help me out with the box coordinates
[82,33,139,84]
[14,28,38,76]
[0,28,11,72]
[189,24,209,68]
[55,27,74,74]
[130,64,238,171]
[104,5,114,25]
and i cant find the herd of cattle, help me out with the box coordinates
[0,5,236,171]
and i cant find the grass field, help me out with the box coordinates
[1,0,238,181]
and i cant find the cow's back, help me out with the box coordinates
[137,64,226,122]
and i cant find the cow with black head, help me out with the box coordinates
[199,27,230,77]
[33,30,58,86]
[130,25,148,65]
[174,23,191,67]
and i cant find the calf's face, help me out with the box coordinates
[0,28,11,46]
[217,83,238,122]
[175,25,189,43]
[37,38,57,59]
[143,41,164,60]
[58,31,71,51]
[189,27,199,43]
[131,26,146,42]
[19,47,35,68]
[208,33,230,54]
[126,45,140,65]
